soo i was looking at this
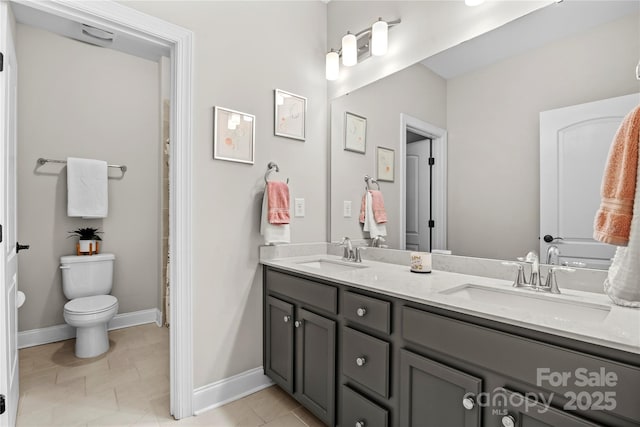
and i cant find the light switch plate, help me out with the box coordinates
[294,198,305,217]
[343,201,352,217]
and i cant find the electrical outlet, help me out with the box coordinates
[294,198,305,217]
[343,201,352,217]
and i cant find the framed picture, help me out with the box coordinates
[377,146,395,182]
[344,112,367,154]
[213,106,255,164]
[274,89,307,141]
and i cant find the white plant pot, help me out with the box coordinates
[79,239,98,253]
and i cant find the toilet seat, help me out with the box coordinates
[64,295,118,315]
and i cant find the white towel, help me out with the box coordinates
[260,190,290,245]
[363,191,386,239]
[604,144,640,307]
[67,157,108,218]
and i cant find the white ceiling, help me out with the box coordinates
[422,0,640,79]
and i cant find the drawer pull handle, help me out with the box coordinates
[462,394,475,410]
[355,421,366,427]
[294,320,304,328]
[356,307,367,317]
[283,315,291,323]
[355,356,367,367]
[501,415,516,427]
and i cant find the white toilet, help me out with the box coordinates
[60,253,119,358]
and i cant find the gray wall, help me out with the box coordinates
[125,0,328,388]
[330,64,446,248]
[16,25,161,331]
[447,11,640,259]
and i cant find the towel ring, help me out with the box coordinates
[265,162,289,184]
[364,175,380,190]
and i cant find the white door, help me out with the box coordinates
[0,1,20,425]
[406,138,431,251]
[540,93,640,269]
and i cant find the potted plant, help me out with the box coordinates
[68,227,102,254]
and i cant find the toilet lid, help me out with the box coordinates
[65,295,118,314]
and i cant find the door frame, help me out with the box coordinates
[8,0,194,419]
[399,113,447,251]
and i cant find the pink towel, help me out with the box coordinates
[593,105,640,246]
[267,181,290,225]
[359,190,387,224]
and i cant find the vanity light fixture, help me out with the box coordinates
[326,17,401,81]
[342,31,357,66]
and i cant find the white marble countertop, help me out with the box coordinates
[261,253,640,356]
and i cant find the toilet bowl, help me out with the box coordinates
[63,295,118,358]
[60,253,118,358]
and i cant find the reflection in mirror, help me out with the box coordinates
[330,0,640,269]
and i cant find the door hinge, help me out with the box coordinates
[428,157,435,166]
[428,220,435,228]
[0,52,3,72]
[0,394,5,414]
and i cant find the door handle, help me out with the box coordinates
[543,235,563,243]
[16,242,30,253]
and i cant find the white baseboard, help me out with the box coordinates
[193,367,274,415]
[18,308,161,349]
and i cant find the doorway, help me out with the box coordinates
[0,1,194,421]
[399,113,448,252]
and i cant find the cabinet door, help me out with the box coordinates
[296,308,336,426]
[265,296,294,393]
[400,349,482,427]
[495,388,601,427]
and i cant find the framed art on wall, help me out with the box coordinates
[377,146,395,182]
[274,89,307,141]
[213,106,255,164]
[344,112,367,154]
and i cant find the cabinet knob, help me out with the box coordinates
[501,415,516,427]
[283,315,291,323]
[355,421,366,427]
[355,356,367,367]
[356,307,367,317]
[294,320,304,328]
[462,394,475,410]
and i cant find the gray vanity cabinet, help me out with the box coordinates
[399,349,482,427]
[495,388,601,427]
[265,296,294,393]
[295,308,336,425]
[264,269,337,426]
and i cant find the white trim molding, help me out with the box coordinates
[18,308,161,349]
[10,0,195,419]
[193,367,274,415]
[399,113,448,251]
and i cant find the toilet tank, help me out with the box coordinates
[60,253,115,299]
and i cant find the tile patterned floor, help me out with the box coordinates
[16,324,324,427]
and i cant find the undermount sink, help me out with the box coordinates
[296,259,368,273]
[440,284,611,323]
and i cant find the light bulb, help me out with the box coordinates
[326,50,339,81]
[342,32,357,67]
[371,18,388,56]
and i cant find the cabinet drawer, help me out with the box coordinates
[402,306,640,422]
[266,269,337,314]
[342,327,390,398]
[343,291,391,334]
[341,386,388,427]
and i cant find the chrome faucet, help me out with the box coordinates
[502,251,573,294]
[339,237,364,263]
[546,245,560,265]
[371,236,387,248]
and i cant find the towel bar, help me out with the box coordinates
[364,174,380,190]
[37,157,127,173]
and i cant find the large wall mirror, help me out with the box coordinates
[329,0,640,268]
